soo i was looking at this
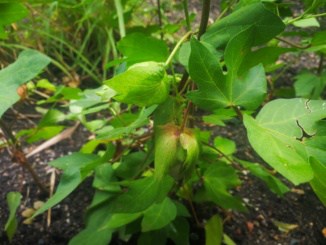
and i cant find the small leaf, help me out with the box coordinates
[105,62,170,106]
[272,219,299,233]
[5,192,22,242]
[142,197,177,232]
[205,214,223,245]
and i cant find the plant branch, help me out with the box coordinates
[0,119,48,194]
[183,0,191,31]
[275,37,311,49]
[198,0,211,39]
[157,0,163,39]
[318,53,324,75]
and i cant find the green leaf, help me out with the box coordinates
[105,62,170,106]
[117,32,169,66]
[142,197,177,232]
[294,71,326,99]
[239,47,291,74]
[0,49,51,117]
[5,192,22,242]
[167,217,190,245]
[198,163,246,211]
[49,152,101,171]
[224,27,254,77]
[69,199,113,245]
[0,3,28,38]
[33,168,82,217]
[188,38,266,111]
[214,137,236,156]
[33,153,104,217]
[108,175,174,213]
[205,214,223,245]
[96,105,157,140]
[244,99,326,185]
[105,212,142,229]
[309,158,326,205]
[238,159,289,196]
[93,164,120,192]
[202,3,285,48]
[115,151,152,179]
[293,17,320,28]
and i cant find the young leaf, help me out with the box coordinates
[105,62,170,106]
[244,99,326,185]
[5,192,22,242]
[205,214,223,245]
[201,3,285,48]
[0,49,51,117]
[117,32,169,66]
[141,197,177,232]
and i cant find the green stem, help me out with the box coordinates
[183,0,191,31]
[286,0,317,24]
[114,0,126,38]
[318,53,324,75]
[157,0,163,39]
[164,31,193,67]
[198,0,211,39]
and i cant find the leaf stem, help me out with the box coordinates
[164,31,193,67]
[0,119,48,194]
[318,53,324,75]
[114,0,126,38]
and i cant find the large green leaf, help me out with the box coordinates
[205,214,223,245]
[105,62,170,106]
[0,3,28,38]
[108,175,174,213]
[0,49,51,117]
[244,99,326,185]
[141,197,177,232]
[117,32,169,66]
[5,192,22,242]
[201,3,285,48]
[188,37,266,111]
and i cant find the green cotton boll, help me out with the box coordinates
[154,123,200,180]
[105,61,170,107]
[154,123,180,180]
